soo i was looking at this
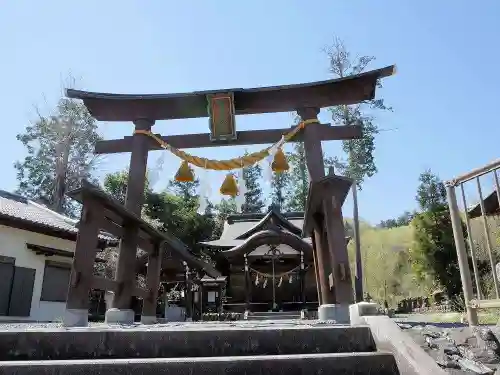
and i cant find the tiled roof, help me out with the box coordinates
[0,190,114,242]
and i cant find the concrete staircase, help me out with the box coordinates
[246,310,302,320]
[0,323,400,374]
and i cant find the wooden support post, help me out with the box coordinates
[323,194,354,304]
[141,242,163,324]
[300,251,306,308]
[244,254,250,312]
[111,119,154,320]
[183,263,192,321]
[64,198,103,326]
[313,217,335,304]
[352,184,364,302]
[310,234,322,304]
[198,284,204,320]
[298,107,334,304]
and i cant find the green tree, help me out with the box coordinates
[14,97,101,216]
[168,178,199,203]
[103,170,217,252]
[103,170,151,206]
[286,143,309,211]
[416,169,447,211]
[410,171,463,302]
[271,171,290,211]
[325,37,392,187]
[241,159,264,213]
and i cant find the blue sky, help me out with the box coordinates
[1,0,499,224]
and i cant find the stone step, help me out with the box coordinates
[0,352,400,375]
[251,311,301,316]
[247,314,301,320]
[0,325,376,361]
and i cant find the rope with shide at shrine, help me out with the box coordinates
[133,118,319,196]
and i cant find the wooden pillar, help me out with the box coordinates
[184,263,193,320]
[300,251,306,308]
[313,216,335,304]
[112,118,154,312]
[64,198,103,326]
[310,234,322,304]
[298,107,334,304]
[323,194,353,304]
[218,283,224,314]
[244,254,250,311]
[352,184,363,302]
[141,242,163,324]
[199,284,204,319]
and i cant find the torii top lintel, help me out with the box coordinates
[66,65,395,122]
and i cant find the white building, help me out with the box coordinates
[0,191,113,322]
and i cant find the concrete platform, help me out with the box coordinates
[0,352,400,375]
[0,324,376,361]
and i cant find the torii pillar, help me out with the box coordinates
[299,107,353,323]
[105,118,154,324]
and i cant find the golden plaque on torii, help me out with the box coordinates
[207,92,237,142]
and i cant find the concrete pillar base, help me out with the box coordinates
[318,304,350,323]
[140,315,157,325]
[63,308,88,327]
[105,308,135,325]
[349,302,379,326]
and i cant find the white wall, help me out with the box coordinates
[0,225,75,322]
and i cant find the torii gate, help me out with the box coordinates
[67,65,395,324]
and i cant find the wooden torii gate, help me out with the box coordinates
[66,65,395,324]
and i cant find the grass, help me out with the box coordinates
[397,311,500,325]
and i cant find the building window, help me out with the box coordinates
[40,261,71,302]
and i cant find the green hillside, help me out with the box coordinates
[346,222,433,306]
[346,214,500,307]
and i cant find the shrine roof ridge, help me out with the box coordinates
[227,210,305,224]
[66,65,396,122]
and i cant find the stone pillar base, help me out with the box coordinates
[63,308,88,327]
[105,308,135,325]
[318,304,350,324]
[349,302,379,326]
[140,315,157,325]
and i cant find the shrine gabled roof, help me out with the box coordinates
[219,209,304,242]
[66,65,396,122]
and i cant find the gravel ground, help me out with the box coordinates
[399,323,500,374]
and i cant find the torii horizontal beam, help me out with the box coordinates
[67,65,395,122]
[94,123,361,154]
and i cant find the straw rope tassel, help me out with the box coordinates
[272,147,289,173]
[133,119,318,171]
[175,160,195,182]
[220,173,238,197]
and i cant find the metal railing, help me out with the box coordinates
[446,159,500,326]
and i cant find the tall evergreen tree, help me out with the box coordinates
[286,143,309,211]
[270,170,290,211]
[14,97,101,216]
[168,178,199,204]
[241,160,264,213]
[325,37,392,187]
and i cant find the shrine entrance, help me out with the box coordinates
[201,208,352,313]
[65,64,395,325]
